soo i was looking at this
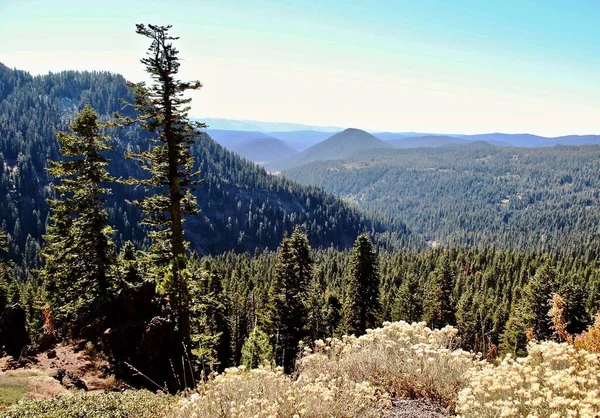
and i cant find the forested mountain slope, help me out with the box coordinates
[229,137,297,163]
[284,142,600,259]
[269,128,392,170]
[387,135,470,148]
[0,64,411,276]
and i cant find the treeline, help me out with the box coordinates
[284,142,600,260]
[188,239,599,372]
[0,62,410,279]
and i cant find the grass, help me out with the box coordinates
[0,370,65,410]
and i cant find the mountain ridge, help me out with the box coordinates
[269,128,392,171]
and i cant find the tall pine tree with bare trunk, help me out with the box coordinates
[120,24,205,345]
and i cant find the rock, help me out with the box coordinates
[16,356,35,368]
[50,368,66,382]
[38,332,58,351]
[0,305,30,357]
[46,349,57,359]
[20,344,39,358]
[62,374,88,391]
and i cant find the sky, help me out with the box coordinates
[1,0,599,135]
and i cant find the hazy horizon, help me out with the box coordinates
[2,0,599,136]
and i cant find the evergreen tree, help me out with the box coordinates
[342,233,380,335]
[0,229,11,313]
[189,260,230,373]
[500,304,529,356]
[39,105,115,332]
[241,327,273,369]
[121,24,205,344]
[391,273,422,322]
[422,254,455,329]
[264,227,313,372]
[115,241,143,286]
[522,262,558,340]
[306,267,327,343]
[558,281,590,336]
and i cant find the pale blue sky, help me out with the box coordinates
[1,0,599,135]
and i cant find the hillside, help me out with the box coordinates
[264,130,334,151]
[387,135,469,148]
[284,142,600,258]
[204,128,273,148]
[0,64,409,277]
[269,128,392,170]
[229,137,297,164]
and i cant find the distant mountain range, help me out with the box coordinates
[197,119,600,164]
[268,128,392,171]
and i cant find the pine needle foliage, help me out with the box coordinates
[342,233,381,336]
[39,105,115,332]
[119,24,206,343]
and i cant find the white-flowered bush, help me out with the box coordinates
[456,341,600,417]
[299,321,476,407]
[175,321,476,417]
[174,365,388,418]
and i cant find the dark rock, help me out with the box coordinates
[38,332,58,351]
[73,340,88,353]
[50,368,66,382]
[46,349,57,359]
[20,344,39,358]
[62,374,88,391]
[0,304,30,357]
[140,316,172,363]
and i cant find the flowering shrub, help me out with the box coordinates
[174,365,388,418]
[175,321,475,417]
[299,321,476,408]
[456,341,600,417]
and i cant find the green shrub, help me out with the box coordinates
[3,390,175,418]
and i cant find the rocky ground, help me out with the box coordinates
[388,399,449,418]
[0,341,122,409]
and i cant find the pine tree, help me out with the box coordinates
[391,273,422,322]
[241,327,273,369]
[264,227,313,372]
[190,260,230,373]
[121,24,205,344]
[39,105,115,332]
[306,267,327,342]
[342,233,380,336]
[522,262,558,340]
[422,254,456,329]
[115,241,143,286]
[557,281,590,336]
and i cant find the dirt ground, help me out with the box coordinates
[388,398,449,418]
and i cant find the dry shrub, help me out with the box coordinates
[175,365,388,418]
[456,341,600,417]
[574,313,600,354]
[299,321,475,408]
[548,293,570,343]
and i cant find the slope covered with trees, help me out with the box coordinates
[285,143,600,259]
[0,63,410,278]
[269,128,392,171]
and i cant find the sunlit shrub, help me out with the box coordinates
[299,321,475,408]
[456,341,600,417]
[175,365,388,418]
[3,390,175,418]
